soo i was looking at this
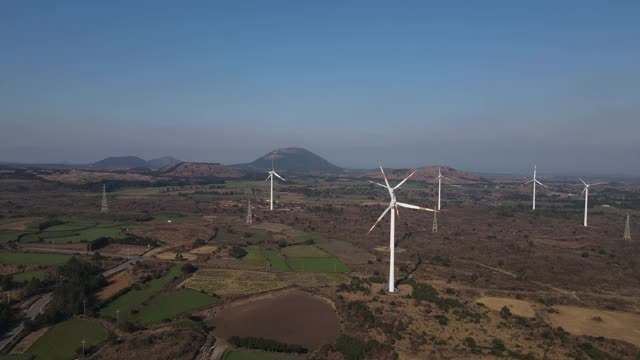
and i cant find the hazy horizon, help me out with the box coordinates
[2,2,639,175]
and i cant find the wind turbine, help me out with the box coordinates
[368,162,437,293]
[524,165,547,210]
[436,167,452,211]
[265,161,285,211]
[580,178,606,227]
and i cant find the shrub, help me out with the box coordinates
[335,334,380,360]
[229,246,247,259]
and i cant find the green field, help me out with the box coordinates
[26,318,109,360]
[12,270,46,283]
[263,250,291,271]
[0,253,70,266]
[134,289,218,324]
[0,354,34,360]
[287,257,349,273]
[100,266,182,320]
[223,350,298,360]
[0,231,22,243]
[40,226,128,243]
[281,245,330,257]
[240,246,270,267]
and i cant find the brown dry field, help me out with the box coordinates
[91,326,205,360]
[154,250,197,261]
[130,220,212,247]
[96,270,135,301]
[0,217,39,231]
[213,288,340,349]
[189,245,218,254]
[99,244,149,257]
[477,296,536,318]
[547,305,640,347]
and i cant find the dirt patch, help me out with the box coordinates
[190,245,218,254]
[547,305,640,347]
[477,296,536,318]
[96,270,135,301]
[154,251,196,261]
[12,327,48,353]
[0,217,38,231]
[91,326,205,360]
[100,244,149,257]
[213,288,339,349]
[130,221,211,247]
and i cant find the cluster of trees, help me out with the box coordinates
[229,246,247,259]
[32,258,106,327]
[0,274,49,297]
[91,234,159,251]
[0,303,17,334]
[334,334,382,360]
[228,336,307,354]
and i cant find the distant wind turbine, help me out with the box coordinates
[265,161,285,211]
[436,167,452,211]
[368,161,437,293]
[523,165,547,210]
[580,178,606,227]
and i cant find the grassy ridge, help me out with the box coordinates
[26,319,109,360]
[100,266,182,320]
[12,270,46,282]
[0,253,70,266]
[134,289,218,324]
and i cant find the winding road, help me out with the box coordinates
[0,258,138,353]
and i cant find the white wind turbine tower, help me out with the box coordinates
[265,161,285,211]
[436,167,452,211]
[368,162,437,293]
[524,165,547,210]
[580,178,606,227]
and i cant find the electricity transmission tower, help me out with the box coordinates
[624,213,632,241]
[432,211,438,233]
[100,184,109,214]
[246,199,252,225]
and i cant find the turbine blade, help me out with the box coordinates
[441,175,454,182]
[523,179,534,186]
[273,172,286,181]
[377,161,392,192]
[368,205,392,233]
[368,180,388,189]
[395,205,400,218]
[535,179,548,188]
[393,171,416,190]
[590,182,607,186]
[264,174,271,182]
[579,178,587,186]
[396,202,437,212]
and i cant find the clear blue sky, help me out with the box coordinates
[1,1,639,175]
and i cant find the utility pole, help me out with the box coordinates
[81,337,86,359]
[624,213,632,241]
[116,309,120,322]
[100,183,109,214]
[59,275,64,287]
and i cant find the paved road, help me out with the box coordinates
[0,259,137,352]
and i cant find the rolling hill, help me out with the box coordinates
[363,166,485,183]
[238,147,342,173]
[90,156,181,170]
[157,162,243,178]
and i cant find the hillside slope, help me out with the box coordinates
[363,166,485,183]
[240,147,342,173]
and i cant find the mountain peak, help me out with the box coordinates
[243,147,342,173]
